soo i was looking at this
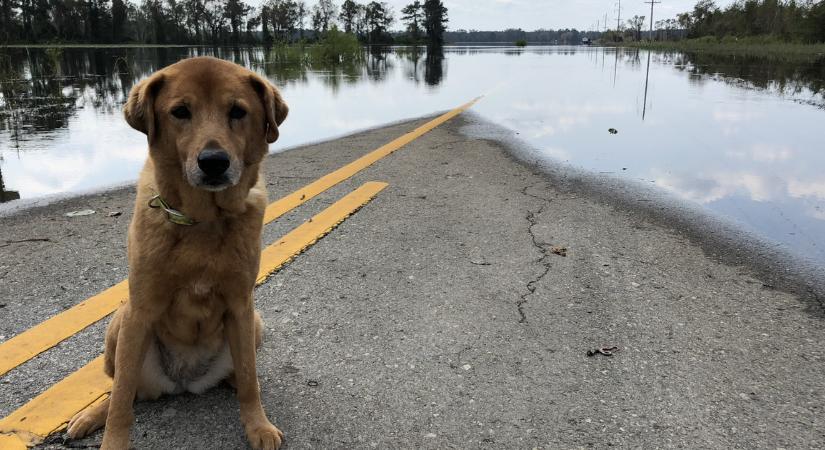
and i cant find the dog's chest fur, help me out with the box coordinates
[152,273,227,382]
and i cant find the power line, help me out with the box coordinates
[645,0,661,40]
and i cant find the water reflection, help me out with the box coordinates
[1,45,824,267]
[643,50,652,120]
[0,45,448,140]
[0,166,20,202]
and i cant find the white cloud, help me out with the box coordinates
[654,171,783,204]
[726,144,793,163]
[788,180,825,200]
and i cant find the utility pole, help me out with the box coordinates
[645,0,661,41]
[616,0,622,31]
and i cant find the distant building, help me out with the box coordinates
[581,37,591,45]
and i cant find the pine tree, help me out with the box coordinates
[422,0,447,46]
[401,1,422,42]
[339,0,359,33]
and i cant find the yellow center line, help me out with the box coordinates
[263,97,479,223]
[0,98,479,377]
[0,181,388,449]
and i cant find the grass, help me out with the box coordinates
[623,36,825,61]
[270,29,363,65]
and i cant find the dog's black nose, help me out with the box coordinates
[197,150,230,177]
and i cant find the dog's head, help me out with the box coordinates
[124,57,288,191]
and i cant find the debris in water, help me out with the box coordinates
[65,209,95,217]
[587,346,619,357]
[608,128,618,134]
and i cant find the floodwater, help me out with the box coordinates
[1,46,824,266]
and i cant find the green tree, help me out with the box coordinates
[224,0,251,43]
[295,0,307,38]
[311,0,336,33]
[1,0,20,42]
[111,0,127,41]
[364,1,392,43]
[339,0,358,33]
[184,0,206,42]
[269,0,301,41]
[246,13,260,42]
[401,0,422,42]
[260,5,272,43]
[204,0,227,42]
[422,0,447,45]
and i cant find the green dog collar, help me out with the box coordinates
[148,195,196,226]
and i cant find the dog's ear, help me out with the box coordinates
[124,72,165,141]
[250,74,289,144]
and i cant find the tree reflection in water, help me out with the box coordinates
[0,45,821,204]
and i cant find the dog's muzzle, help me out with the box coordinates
[190,148,239,191]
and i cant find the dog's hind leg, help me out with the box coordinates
[67,311,123,439]
[67,336,174,440]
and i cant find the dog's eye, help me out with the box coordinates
[229,105,247,120]
[171,105,191,120]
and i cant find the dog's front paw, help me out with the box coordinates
[66,406,105,439]
[245,420,284,450]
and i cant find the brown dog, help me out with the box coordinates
[65,57,288,450]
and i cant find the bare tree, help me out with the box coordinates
[627,15,645,41]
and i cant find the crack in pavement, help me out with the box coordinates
[517,183,555,324]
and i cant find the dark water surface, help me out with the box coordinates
[1,46,824,266]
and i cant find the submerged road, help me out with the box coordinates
[0,107,824,449]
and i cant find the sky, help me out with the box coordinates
[248,0,737,32]
[431,0,737,31]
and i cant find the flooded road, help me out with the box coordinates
[1,45,824,266]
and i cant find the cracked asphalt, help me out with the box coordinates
[2,114,825,449]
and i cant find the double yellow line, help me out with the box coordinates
[0,98,478,448]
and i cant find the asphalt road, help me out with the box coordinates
[1,114,824,449]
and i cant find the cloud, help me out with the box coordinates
[713,109,761,123]
[653,170,783,204]
[788,180,825,200]
[654,167,825,209]
[726,144,793,163]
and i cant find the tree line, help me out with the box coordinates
[0,0,448,45]
[674,0,825,43]
[444,28,602,45]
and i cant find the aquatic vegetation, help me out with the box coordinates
[625,37,825,62]
[270,30,364,65]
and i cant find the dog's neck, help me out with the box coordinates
[151,159,260,223]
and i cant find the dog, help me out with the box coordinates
[65,56,288,450]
